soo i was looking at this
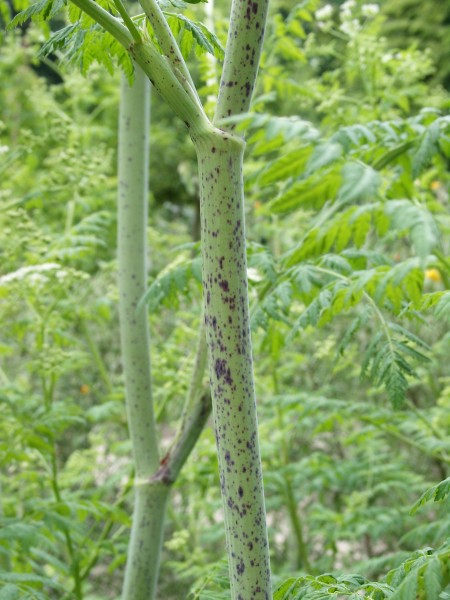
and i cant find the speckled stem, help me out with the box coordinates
[69,0,209,136]
[118,68,165,600]
[214,0,268,127]
[139,0,199,98]
[194,129,271,600]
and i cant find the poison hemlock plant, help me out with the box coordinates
[8,0,272,597]
[3,0,450,598]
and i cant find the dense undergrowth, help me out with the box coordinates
[0,0,449,597]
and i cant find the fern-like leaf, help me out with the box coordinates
[8,0,65,28]
[411,477,450,514]
[165,13,224,59]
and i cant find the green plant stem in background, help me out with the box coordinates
[117,69,212,598]
[79,318,113,393]
[117,66,158,480]
[160,322,210,481]
[117,67,165,599]
[50,447,83,600]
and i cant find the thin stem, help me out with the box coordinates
[79,477,134,582]
[112,0,142,43]
[362,417,450,465]
[154,322,211,483]
[138,0,197,96]
[118,67,158,479]
[275,394,311,573]
[406,398,446,441]
[312,265,397,358]
[50,448,83,600]
[79,319,113,393]
[68,0,209,133]
[128,42,210,136]
[285,479,311,573]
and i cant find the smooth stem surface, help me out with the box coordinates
[118,68,165,600]
[118,67,158,478]
[195,130,271,599]
[121,482,170,599]
[156,322,211,483]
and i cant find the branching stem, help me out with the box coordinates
[139,0,198,96]
[112,0,142,43]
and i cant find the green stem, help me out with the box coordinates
[129,41,209,136]
[285,479,311,573]
[67,0,208,131]
[79,477,134,582]
[50,448,83,600]
[156,322,211,483]
[214,0,269,127]
[406,398,446,441]
[195,129,272,599]
[193,0,271,590]
[121,481,170,599]
[79,319,113,393]
[275,392,310,573]
[362,417,450,465]
[113,0,142,43]
[118,67,166,600]
[139,0,197,95]
[118,67,158,479]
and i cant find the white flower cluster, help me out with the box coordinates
[340,0,356,18]
[336,0,379,34]
[315,3,333,20]
[0,263,66,285]
[361,3,380,17]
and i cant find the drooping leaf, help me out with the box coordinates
[384,199,440,260]
[424,557,443,600]
[412,120,441,177]
[337,162,381,204]
[411,477,450,514]
[165,13,224,59]
[37,23,78,57]
[8,0,65,27]
[269,166,342,214]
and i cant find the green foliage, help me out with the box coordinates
[142,250,202,311]
[273,542,450,598]
[382,0,450,88]
[411,478,450,514]
[1,0,450,598]
[164,13,224,60]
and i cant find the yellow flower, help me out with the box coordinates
[80,384,90,394]
[431,181,442,191]
[425,268,442,283]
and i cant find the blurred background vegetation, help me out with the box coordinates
[0,0,449,597]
